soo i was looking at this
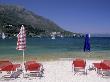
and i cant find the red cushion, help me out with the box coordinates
[93,63,101,69]
[93,62,110,70]
[72,59,86,68]
[100,63,110,70]
[25,62,41,71]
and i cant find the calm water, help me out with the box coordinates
[0,37,110,56]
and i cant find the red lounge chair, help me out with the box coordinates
[24,61,42,71]
[0,61,21,74]
[93,60,110,76]
[72,59,87,75]
[25,63,41,71]
[24,61,44,77]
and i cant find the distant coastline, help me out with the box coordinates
[90,34,110,37]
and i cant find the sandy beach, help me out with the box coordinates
[0,59,110,82]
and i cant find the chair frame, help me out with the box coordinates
[24,61,44,78]
[72,59,87,75]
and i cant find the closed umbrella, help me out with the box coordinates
[16,25,26,68]
[83,34,90,52]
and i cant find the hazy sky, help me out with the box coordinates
[0,0,110,34]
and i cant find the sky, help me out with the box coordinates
[0,0,110,34]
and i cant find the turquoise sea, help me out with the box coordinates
[0,37,110,59]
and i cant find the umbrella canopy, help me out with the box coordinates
[83,34,90,52]
[16,25,26,50]
[16,25,26,65]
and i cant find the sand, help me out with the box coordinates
[0,59,110,82]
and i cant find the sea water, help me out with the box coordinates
[0,37,110,57]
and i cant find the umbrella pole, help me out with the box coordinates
[22,50,25,70]
[22,50,25,78]
[23,50,25,64]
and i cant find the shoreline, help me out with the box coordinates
[0,51,110,62]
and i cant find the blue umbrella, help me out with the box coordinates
[83,34,90,52]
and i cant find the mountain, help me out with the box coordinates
[0,4,82,37]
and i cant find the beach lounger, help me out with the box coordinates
[25,61,43,71]
[0,61,21,74]
[72,59,87,75]
[24,61,44,78]
[93,60,110,77]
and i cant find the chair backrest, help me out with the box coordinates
[0,61,16,71]
[25,61,42,71]
[100,62,110,70]
[0,61,20,71]
[1,64,15,71]
[24,61,36,65]
[0,61,11,68]
[103,60,110,67]
[73,59,86,68]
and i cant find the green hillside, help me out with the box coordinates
[0,4,82,37]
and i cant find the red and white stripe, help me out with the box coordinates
[16,25,26,50]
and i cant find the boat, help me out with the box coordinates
[60,35,64,38]
[2,33,6,39]
[51,35,55,39]
[36,35,41,38]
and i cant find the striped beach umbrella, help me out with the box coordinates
[16,25,26,66]
[83,34,90,52]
